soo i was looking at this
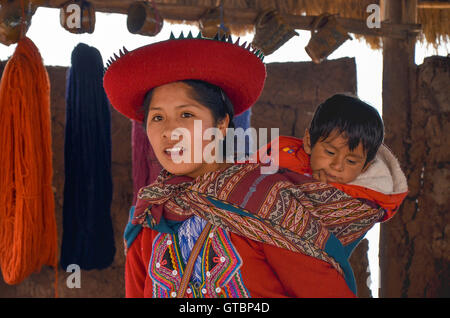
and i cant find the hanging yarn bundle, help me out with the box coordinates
[131,120,162,206]
[60,43,115,270]
[0,37,58,285]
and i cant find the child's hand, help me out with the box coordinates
[312,170,328,183]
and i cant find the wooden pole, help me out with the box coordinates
[379,0,417,298]
[418,2,450,9]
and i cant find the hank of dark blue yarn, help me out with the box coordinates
[60,43,116,270]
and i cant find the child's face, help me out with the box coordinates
[303,129,371,184]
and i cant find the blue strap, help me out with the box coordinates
[343,235,365,259]
[123,206,142,249]
[324,234,357,295]
[123,206,184,249]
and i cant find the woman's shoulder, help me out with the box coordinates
[225,162,312,183]
[212,162,315,196]
[124,206,160,250]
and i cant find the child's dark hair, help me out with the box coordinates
[142,79,236,158]
[309,94,384,166]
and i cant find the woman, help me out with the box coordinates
[103,33,384,298]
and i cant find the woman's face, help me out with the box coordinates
[146,82,228,178]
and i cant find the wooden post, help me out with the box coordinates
[379,0,417,297]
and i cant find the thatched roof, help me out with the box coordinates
[44,0,450,49]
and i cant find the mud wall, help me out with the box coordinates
[380,56,450,297]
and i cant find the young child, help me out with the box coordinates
[258,94,408,247]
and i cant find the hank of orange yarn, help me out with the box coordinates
[0,37,58,288]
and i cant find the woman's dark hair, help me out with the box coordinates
[309,93,384,166]
[141,79,236,158]
[142,79,235,129]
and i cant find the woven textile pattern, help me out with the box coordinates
[136,163,386,276]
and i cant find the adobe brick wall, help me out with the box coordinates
[380,56,450,297]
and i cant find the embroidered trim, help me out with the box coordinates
[149,227,249,298]
[200,227,249,298]
[148,233,183,295]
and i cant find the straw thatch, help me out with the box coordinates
[417,7,450,48]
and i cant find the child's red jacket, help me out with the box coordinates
[257,136,408,222]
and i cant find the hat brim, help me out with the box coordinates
[103,38,266,123]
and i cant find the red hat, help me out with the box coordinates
[103,32,266,123]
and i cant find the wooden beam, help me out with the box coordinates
[380,0,418,298]
[418,1,450,9]
[40,0,421,40]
